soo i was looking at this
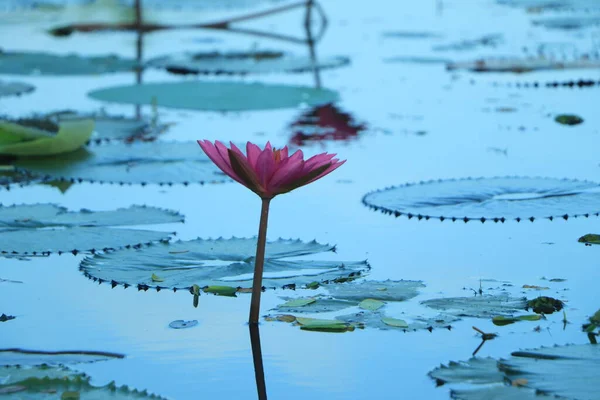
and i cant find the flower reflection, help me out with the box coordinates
[289,104,366,146]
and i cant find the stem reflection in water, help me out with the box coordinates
[249,324,268,400]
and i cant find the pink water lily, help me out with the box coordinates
[197,140,345,200]
[197,140,345,324]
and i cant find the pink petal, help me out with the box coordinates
[227,148,264,194]
[255,144,276,189]
[246,142,261,169]
[305,159,346,184]
[198,140,244,184]
[268,151,305,190]
[303,153,336,173]
[280,146,289,160]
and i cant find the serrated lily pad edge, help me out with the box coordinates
[362,176,600,223]
[79,236,371,292]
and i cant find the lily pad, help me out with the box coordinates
[381,317,409,328]
[447,57,600,73]
[203,285,238,297]
[363,177,600,222]
[0,314,15,322]
[526,296,564,314]
[431,344,600,400]
[555,114,584,126]
[578,233,600,245]
[80,238,369,290]
[0,119,94,156]
[13,141,226,185]
[0,80,35,98]
[492,314,542,326]
[0,348,124,367]
[275,297,356,314]
[279,298,317,308]
[0,50,137,75]
[295,317,353,333]
[358,298,385,311]
[422,295,528,318]
[451,386,540,400]
[88,81,339,112]
[337,311,458,332]
[146,50,350,75]
[168,320,198,329]
[324,280,424,302]
[0,204,181,255]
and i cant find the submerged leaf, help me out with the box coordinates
[88,81,339,112]
[0,204,181,255]
[13,141,227,185]
[0,119,94,156]
[363,177,600,222]
[80,238,369,290]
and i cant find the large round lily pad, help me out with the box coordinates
[0,204,182,255]
[0,50,137,75]
[80,238,370,290]
[146,50,350,75]
[363,177,600,222]
[13,141,226,185]
[88,81,339,112]
[0,80,35,97]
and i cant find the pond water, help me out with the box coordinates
[1,0,599,399]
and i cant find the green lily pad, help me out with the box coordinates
[0,80,35,98]
[146,50,350,75]
[431,344,600,400]
[359,298,385,311]
[363,177,600,222]
[492,314,542,326]
[203,285,238,297]
[295,317,352,333]
[0,314,15,322]
[381,317,409,328]
[579,233,600,245]
[88,81,339,112]
[0,204,181,255]
[279,298,317,308]
[0,119,94,156]
[555,114,584,126]
[422,295,528,318]
[0,50,137,76]
[13,141,226,185]
[80,238,369,290]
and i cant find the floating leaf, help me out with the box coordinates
[522,284,549,290]
[381,317,408,328]
[13,141,226,185]
[578,233,600,245]
[0,51,137,75]
[88,81,339,112]
[275,297,356,314]
[422,295,528,318]
[555,114,584,126]
[363,177,600,222]
[451,386,540,400]
[432,34,502,52]
[533,16,600,30]
[0,204,181,255]
[325,280,424,302]
[0,80,35,98]
[203,285,237,297]
[0,349,124,367]
[295,317,352,333]
[146,50,349,75]
[80,238,369,291]
[358,298,385,311]
[431,344,600,400]
[168,320,198,329]
[526,296,564,314]
[0,119,94,156]
[279,298,317,308]
[492,314,541,326]
[447,57,600,73]
[0,314,15,322]
[151,273,164,283]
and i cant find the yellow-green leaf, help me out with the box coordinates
[151,273,164,282]
[381,317,409,328]
[359,298,385,311]
[0,119,94,156]
[203,285,237,297]
[296,317,350,332]
[279,298,316,308]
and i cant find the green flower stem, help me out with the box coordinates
[249,198,271,324]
